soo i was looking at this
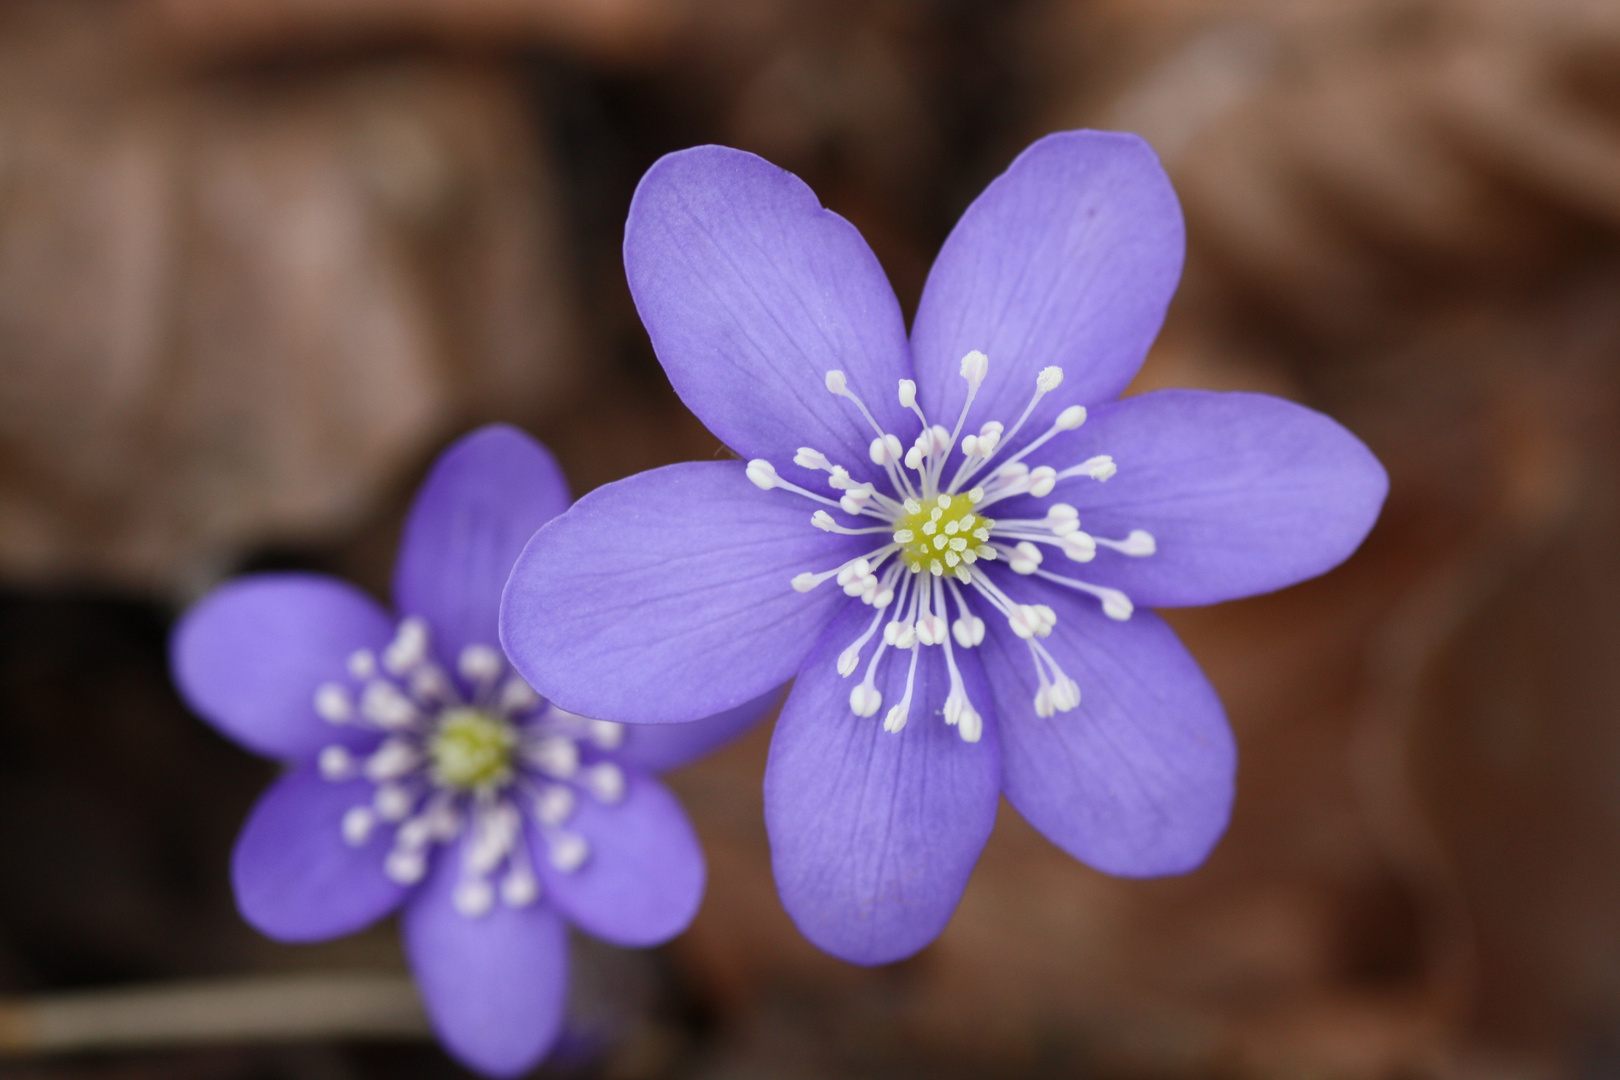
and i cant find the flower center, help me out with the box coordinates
[894,493,992,576]
[429,707,517,790]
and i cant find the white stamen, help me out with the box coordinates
[584,762,626,803]
[347,649,376,679]
[501,868,539,907]
[746,459,779,490]
[365,738,421,782]
[1060,455,1116,482]
[1055,404,1087,430]
[898,379,917,408]
[869,434,904,466]
[385,848,426,884]
[1097,529,1156,556]
[467,803,520,874]
[1036,366,1064,392]
[342,806,376,846]
[361,680,418,729]
[314,683,352,723]
[454,878,494,917]
[1028,466,1057,498]
[1044,504,1079,535]
[383,617,430,675]
[525,735,579,779]
[498,676,541,715]
[375,784,414,822]
[824,370,848,395]
[548,831,589,873]
[458,644,503,684]
[1009,542,1043,575]
[849,681,882,717]
[959,349,989,388]
[588,719,624,749]
[319,745,355,780]
[535,785,576,826]
[1061,532,1097,562]
[794,447,832,471]
[408,666,452,705]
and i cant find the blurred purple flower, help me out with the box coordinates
[499,131,1388,966]
[171,425,772,1077]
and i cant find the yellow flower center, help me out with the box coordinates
[430,708,517,790]
[895,493,992,577]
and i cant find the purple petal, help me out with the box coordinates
[910,130,1183,444]
[1016,390,1388,607]
[978,575,1234,876]
[501,461,863,723]
[612,686,784,774]
[530,769,705,947]
[403,840,568,1078]
[230,765,407,942]
[172,574,393,760]
[625,145,915,478]
[765,602,1000,965]
[394,425,571,670]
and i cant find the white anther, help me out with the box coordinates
[976,422,1003,456]
[501,868,539,907]
[1028,466,1057,497]
[869,584,895,608]
[535,785,576,826]
[870,434,904,465]
[849,682,883,717]
[746,459,779,490]
[347,649,376,679]
[385,848,426,884]
[957,706,983,742]
[589,719,624,749]
[375,784,414,821]
[498,676,541,715]
[827,466,852,489]
[825,370,849,394]
[840,489,873,514]
[996,460,1029,483]
[360,680,417,729]
[917,612,947,646]
[960,349,989,388]
[1077,455,1116,481]
[1036,366,1064,392]
[314,683,352,723]
[898,379,917,408]
[548,832,589,873]
[882,703,909,733]
[409,666,452,705]
[458,644,503,684]
[342,806,376,846]
[319,745,354,780]
[397,814,436,850]
[884,620,916,649]
[1055,405,1087,431]
[930,425,951,453]
[1050,677,1081,712]
[526,735,579,779]
[383,617,430,675]
[812,510,838,531]
[1032,605,1057,634]
[1008,605,1051,640]
[584,762,626,804]
[1044,504,1079,535]
[454,878,494,918]
[1010,542,1043,575]
[836,558,872,588]
[1099,590,1134,621]
[365,738,421,782]
[468,804,520,874]
[794,447,832,471]
[837,644,862,676]
[1035,684,1055,718]
[952,615,986,648]
[904,445,925,470]
[1117,529,1157,556]
[792,573,819,593]
[1061,532,1097,562]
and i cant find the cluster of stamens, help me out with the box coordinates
[748,350,1155,739]
[310,617,626,919]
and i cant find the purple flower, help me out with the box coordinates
[498,131,1388,966]
[170,426,773,1077]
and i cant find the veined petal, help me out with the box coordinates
[394,425,572,670]
[1018,390,1388,607]
[911,130,1184,441]
[172,574,393,760]
[230,766,407,942]
[765,603,1000,965]
[626,145,915,477]
[403,838,568,1079]
[532,769,704,947]
[613,685,784,774]
[501,461,862,723]
[979,578,1234,877]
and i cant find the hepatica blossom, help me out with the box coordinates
[171,426,772,1077]
[500,131,1388,965]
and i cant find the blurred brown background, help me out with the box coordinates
[3,0,1620,1076]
